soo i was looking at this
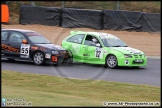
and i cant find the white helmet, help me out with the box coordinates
[92,38,97,43]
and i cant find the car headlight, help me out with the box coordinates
[124,54,132,58]
[52,51,59,54]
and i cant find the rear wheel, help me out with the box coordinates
[63,51,73,65]
[33,51,45,65]
[105,55,118,68]
[67,57,73,65]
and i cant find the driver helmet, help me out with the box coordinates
[92,38,97,43]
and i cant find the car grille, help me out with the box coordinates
[132,54,144,64]
[132,54,143,58]
[59,50,67,54]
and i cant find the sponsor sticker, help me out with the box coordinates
[104,50,108,54]
[121,47,141,54]
[45,54,51,58]
[71,44,80,54]
[95,48,103,58]
[20,55,29,58]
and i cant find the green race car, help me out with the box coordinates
[61,31,147,68]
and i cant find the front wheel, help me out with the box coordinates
[105,55,118,68]
[33,51,45,65]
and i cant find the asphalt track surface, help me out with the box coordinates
[1,58,161,87]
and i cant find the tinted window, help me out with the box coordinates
[28,36,50,44]
[67,34,85,44]
[28,35,51,44]
[84,35,101,46]
[1,31,8,41]
[9,32,26,43]
[25,32,50,44]
[100,34,127,47]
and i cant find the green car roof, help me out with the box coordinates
[70,30,118,39]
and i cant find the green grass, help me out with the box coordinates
[2,70,161,106]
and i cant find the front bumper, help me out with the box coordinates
[117,56,147,67]
[45,51,72,65]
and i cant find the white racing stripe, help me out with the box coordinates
[120,47,141,54]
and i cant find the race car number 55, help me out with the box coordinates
[20,44,30,55]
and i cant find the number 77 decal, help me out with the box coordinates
[95,48,103,58]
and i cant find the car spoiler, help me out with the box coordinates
[70,30,85,35]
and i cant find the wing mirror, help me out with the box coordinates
[22,39,28,44]
[96,43,101,47]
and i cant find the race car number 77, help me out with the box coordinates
[95,48,103,58]
[20,44,30,55]
[96,51,101,57]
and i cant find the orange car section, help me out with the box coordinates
[31,46,38,50]
[1,4,9,23]
[1,44,19,53]
[52,56,57,62]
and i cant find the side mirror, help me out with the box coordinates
[96,43,101,47]
[22,39,28,44]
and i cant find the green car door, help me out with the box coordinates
[82,34,105,64]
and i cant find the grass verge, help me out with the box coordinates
[2,70,160,106]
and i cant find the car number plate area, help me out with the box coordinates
[135,59,143,62]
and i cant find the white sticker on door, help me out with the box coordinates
[20,44,30,55]
[95,48,103,58]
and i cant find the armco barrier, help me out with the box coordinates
[19,5,62,26]
[141,13,161,32]
[103,10,143,31]
[61,8,103,30]
[19,5,161,33]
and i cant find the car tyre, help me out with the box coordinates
[64,51,73,65]
[105,55,118,69]
[33,51,45,66]
[53,63,58,66]
[67,57,73,65]
[8,58,15,62]
[133,66,139,68]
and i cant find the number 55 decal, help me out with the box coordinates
[20,44,30,55]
